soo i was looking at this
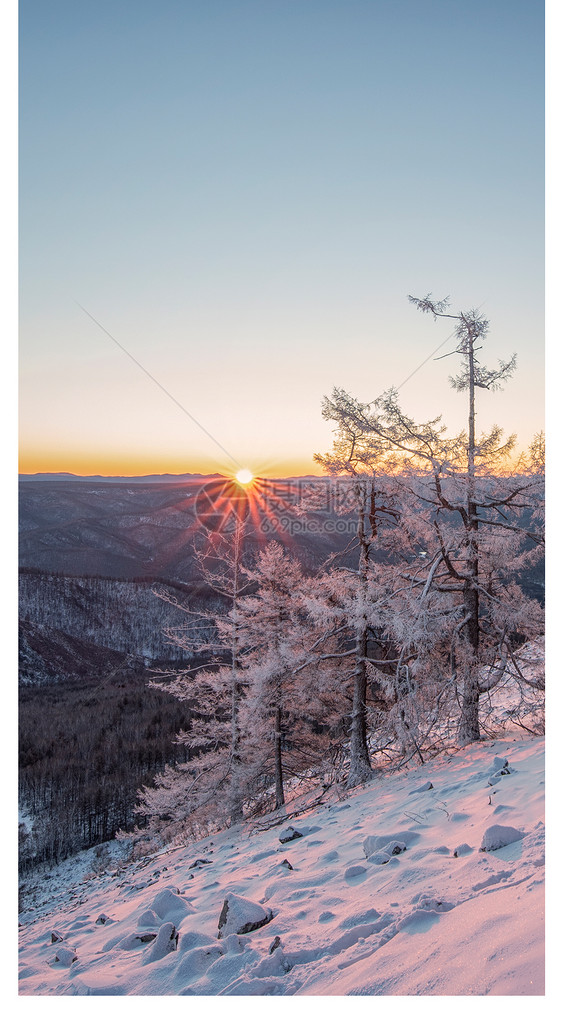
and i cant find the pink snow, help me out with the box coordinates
[18,735,545,996]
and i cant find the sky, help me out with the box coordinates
[18,0,544,479]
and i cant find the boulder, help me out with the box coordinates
[480,824,525,852]
[151,888,195,921]
[369,850,392,865]
[363,830,418,858]
[385,840,407,855]
[488,758,511,785]
[141,922,179,965]
[279,826,303,843]
[52,945,77,967]
[367,841,406,865]
[118,932,157,950]
[217,893,273,938]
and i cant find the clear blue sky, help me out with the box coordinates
[19,0,544,476]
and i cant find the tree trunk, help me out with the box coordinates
[348,631,373,786]
[347,494,373,787]
[274,705,285,807]
[228,519,244,824]
[458,328,481,744]
[458,663,480,744]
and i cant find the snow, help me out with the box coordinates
[18,735,545,996]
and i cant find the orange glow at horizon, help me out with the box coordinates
[18,447,325,480]
[18,440,537,481]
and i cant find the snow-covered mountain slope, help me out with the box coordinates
[18,735,544,996]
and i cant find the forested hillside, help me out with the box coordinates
[19,570,220,681]
[19,660,192,869]
[18,570,227,868]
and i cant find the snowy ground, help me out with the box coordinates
[18,734,545,997]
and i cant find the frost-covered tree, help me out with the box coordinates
[314,390,404,785]
[236,541,351,810]
[130,538,352,840]
[322,296,544,746]
[237,543,306,808]
[134,512,255,841]
[405,295,542,741]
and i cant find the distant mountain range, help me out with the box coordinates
[19,472,324,482]
[18,474,355,689]
[18,475,351,582]
[19,472,224,483]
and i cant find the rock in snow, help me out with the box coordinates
[150,888,195,921]
[480,824,525,852]
[279,826,303,843]
[363,833,413,859]
[487,758,511,786]
[141,922,179,964]
[217,893,273,938]
[51,946,77,967]
[369,850,393,866]
[386,840,407,855]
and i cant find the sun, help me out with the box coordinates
[235,468,254,486]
